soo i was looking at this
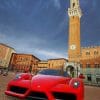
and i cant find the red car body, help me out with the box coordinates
[5,69,84,100]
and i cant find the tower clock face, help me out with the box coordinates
[70,44,76,50]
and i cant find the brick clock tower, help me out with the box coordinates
[68,0,82,62]
[64,0,82,77]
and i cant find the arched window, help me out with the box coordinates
[80,64,83,68]
[86,63,91,68]
[94,51,99,55]
[86,52,90,55]
[73,3,75,8]
[95,64,99,68]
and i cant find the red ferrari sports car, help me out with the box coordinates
[5,69,84,100]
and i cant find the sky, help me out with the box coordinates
[0,0,100,60]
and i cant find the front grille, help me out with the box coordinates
[10,86,27,94]
[53,92,76,100]
[26,91,48,100]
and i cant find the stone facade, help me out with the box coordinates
[48,58,68,70]
[9,53,40,73]
[81,46,100,61]
[38,61,48,70]
[37,58,68,71]
[0,43,15,69]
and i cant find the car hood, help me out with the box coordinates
[31,75,67,91]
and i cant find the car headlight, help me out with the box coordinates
[73,81,80,88]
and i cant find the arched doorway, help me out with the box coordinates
[66,65,75,77]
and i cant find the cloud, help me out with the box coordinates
[34,49,67,59]
[52,0,61,10]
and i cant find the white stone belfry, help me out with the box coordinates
[70,0,79,8]
[68,0,82,18]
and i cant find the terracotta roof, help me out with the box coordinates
[12,53,41,61]
[81,46,100,49]
[0,43,15,50]
[48,58,68,61]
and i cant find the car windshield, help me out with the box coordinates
[38,69,69,77]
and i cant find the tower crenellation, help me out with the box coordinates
[68,0,82,18]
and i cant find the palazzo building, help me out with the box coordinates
[48,58,68,70]
[38,60,48,70]
[0,43,15,69]
[9,53,40,73]
[38,58,68,71]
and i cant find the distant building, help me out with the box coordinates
[38,60,48,70]
[48,58,68,70]
[0,43,15,69]
[9,53,40,73]
[37,58,68,71]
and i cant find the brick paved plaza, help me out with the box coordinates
[0,72,100,100]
